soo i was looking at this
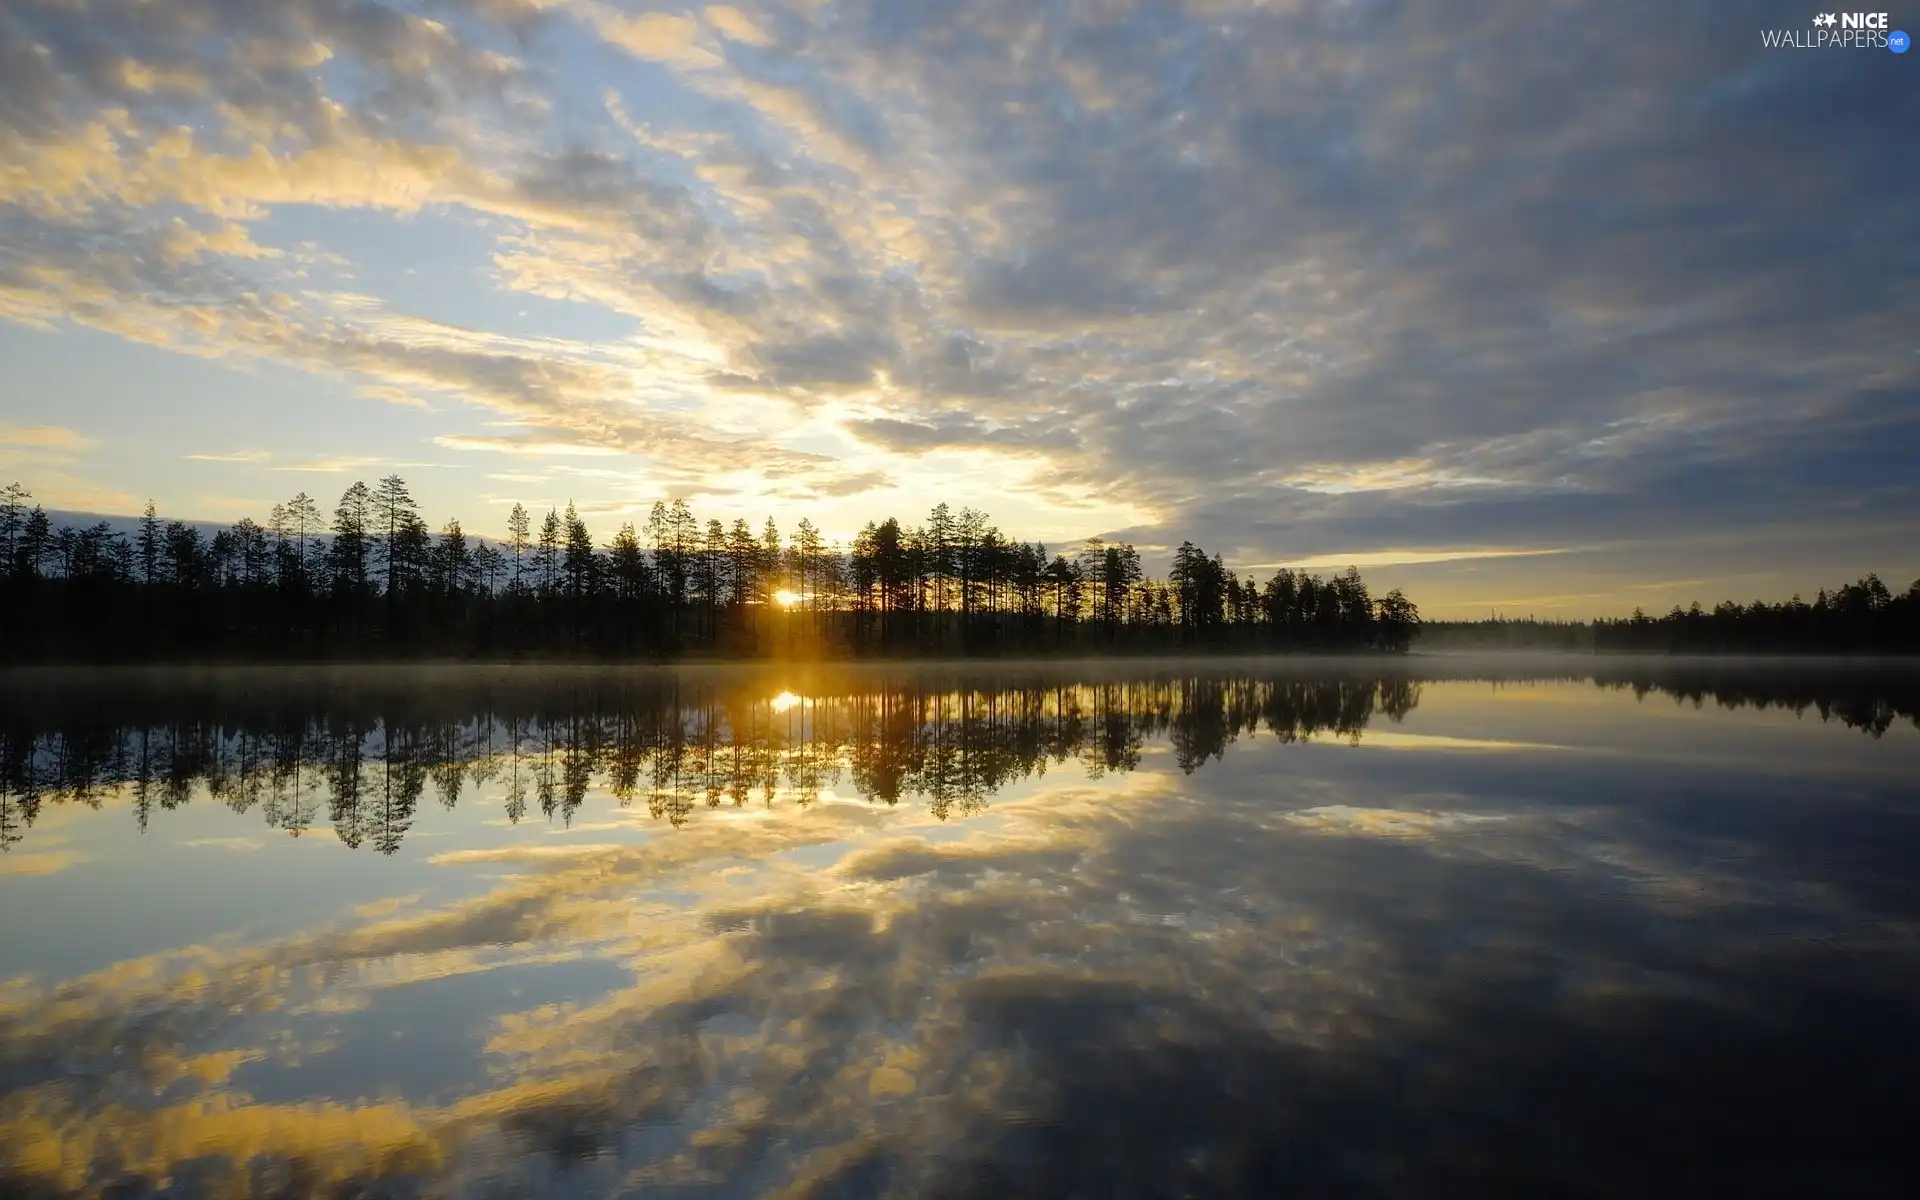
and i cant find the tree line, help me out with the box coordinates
[1414,574,1920,654]
[1594,576,1920,652]
[0,479,1419,661]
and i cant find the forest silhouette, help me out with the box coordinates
[5,479,1914,660]
[4,664,1913,857]
[1,480,1417,661]
[1419,576,1920,655]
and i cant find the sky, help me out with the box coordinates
[0,0,1915,619]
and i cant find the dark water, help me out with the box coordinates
[2,660,1918,1197]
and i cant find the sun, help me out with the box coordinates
[773,589,801,607]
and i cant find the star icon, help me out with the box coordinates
[1814,12,1837,27]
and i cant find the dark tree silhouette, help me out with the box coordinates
[2,478,1444,661]
[1414,578,1920,655]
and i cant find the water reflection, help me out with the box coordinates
[5,664,1915,858]
[0,673,1423,854]
[1,663,1917,1197]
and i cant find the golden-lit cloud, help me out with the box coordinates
[0,424,94,451]
[705,5,774,46]
[589,8,723,69]
[184,449,274,463]
[433,434,625,457]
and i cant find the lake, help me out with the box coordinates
[2,659,1917,1197]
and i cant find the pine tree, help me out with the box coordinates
[535,508,561,596]
[507,503,531,592]
[0,483,29,580]
[474,544,505,596]
[282,492,323,588]
[371,475,420,597]
[563,503,595,597]
[437,518,470,595]
[330,482,372,597]
[233,517,271,587]
[608,522,648,602]
[761,517,782,603]
[727,518,758,608]
[926,502,955,614]
[137,500,161,585]
[793,517,823,611]
[18,507,51,581]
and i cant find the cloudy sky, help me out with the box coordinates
[0,0,1914,616]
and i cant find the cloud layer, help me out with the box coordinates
[1,1,1915,610]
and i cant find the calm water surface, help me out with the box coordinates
[2,660,1918,1197]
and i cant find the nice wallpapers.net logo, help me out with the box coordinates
[1763,12,1910,49]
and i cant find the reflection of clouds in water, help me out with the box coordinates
[4,747,1916,1194]
[3,672,1920,1194]
[426,843,636,867]
[1276,798,1797,916]
[179,836,266,852]
[1286,804,1510,839]
[1354,731,1572,753]
[0,848,85,876]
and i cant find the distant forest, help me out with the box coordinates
[0,479,1418,662]
[1420,574,1920,654]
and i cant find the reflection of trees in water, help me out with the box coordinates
[2,668,1914,855]
[1599,676,1918,739]
[0,675,1427,853]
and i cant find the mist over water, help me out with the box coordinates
[3,660,1918,1197]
